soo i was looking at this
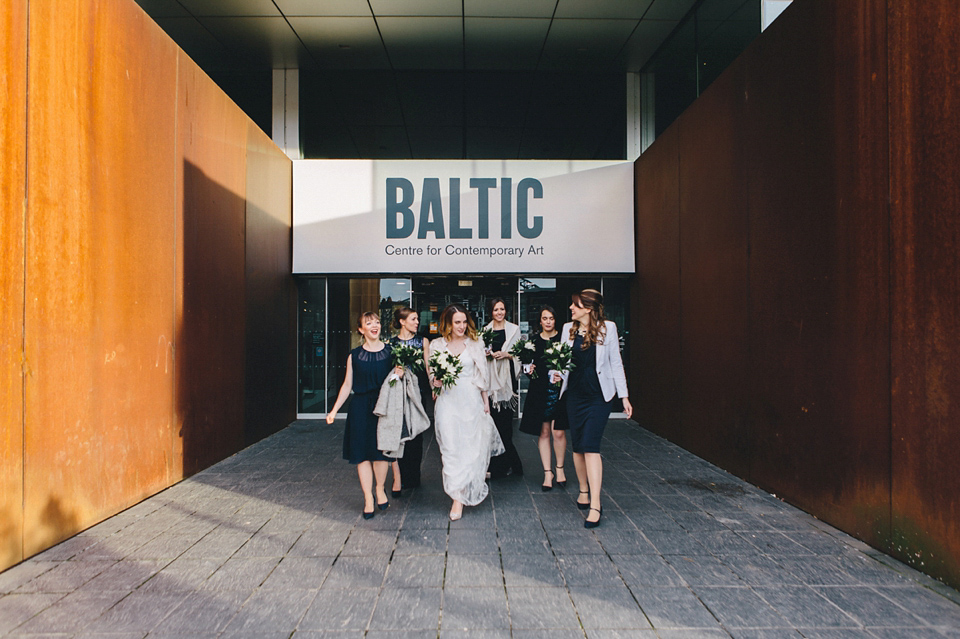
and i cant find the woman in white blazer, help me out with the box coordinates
[552,289,632,528]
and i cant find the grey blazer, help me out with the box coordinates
[558,320,629,402]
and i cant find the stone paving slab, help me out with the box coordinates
[2,419,959,638]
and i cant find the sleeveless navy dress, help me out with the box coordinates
[343,345,394,464]
[388,335,432,488]
[565,333,610,454]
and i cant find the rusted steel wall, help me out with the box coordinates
[633,0,960,587]
[0,0,294,572]
[0,0,28,569]
[889,0,960,586]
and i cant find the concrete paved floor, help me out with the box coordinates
[1,419,959,638]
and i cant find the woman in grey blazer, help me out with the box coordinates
[552,289,632,528]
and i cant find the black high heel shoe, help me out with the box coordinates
[584,506,603,529]
[555,465,567,489]
[362,506,375,520]
[377,500,390,511]
[541,469,554,492]
[577,489,590,510]
[391,488,402,498]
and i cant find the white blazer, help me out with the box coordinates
[558,320,629,402]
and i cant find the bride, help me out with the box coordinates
[428,304,505,521]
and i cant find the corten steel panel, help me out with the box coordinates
[243,123,296,445]
[0,0,27,571]
[631,125,681,439]
[743,0,890,545]
[677,63,750,477]
[889,0,960,587]
[23,0,179,555]
[177,55,249,476]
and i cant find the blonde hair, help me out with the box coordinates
[568,289,607,349]
[437,304,477,341]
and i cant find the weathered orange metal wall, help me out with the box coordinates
[889,0,960,587]
[0,0,28,568]
[632,0,960,588]
[1,0,294,572]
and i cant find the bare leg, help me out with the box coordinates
[573,452,589,506]
[357,462,374,513]
[391,461,402,492]
[373,460,389,505]
[585,452,603,523]
[538,422,554,488]
[552,427,567,484]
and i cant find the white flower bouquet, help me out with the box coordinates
[543,341,575,388]
[428,349,463,395]
[388,343,424,386]
[509,338,538,378]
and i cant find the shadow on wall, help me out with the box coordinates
[178,158,295,479]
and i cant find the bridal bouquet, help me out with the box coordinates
[428,349,463,395]
[509,338,538,378]
[388,343,424,386]
[478,326,495,360]
[543,341,575,388]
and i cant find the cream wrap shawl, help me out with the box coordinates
[483,320,520,410]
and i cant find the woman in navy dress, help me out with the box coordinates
[519,305,568,491]
[551,290,632,528]
[388,307,432,493]
[326,311,394,519]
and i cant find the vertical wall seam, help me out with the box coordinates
[884,0,894,555]
[172,51,179,483]
[21,0,31,560]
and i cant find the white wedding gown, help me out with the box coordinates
[432,339,505,506]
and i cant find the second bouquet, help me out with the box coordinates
[428,349,463,395]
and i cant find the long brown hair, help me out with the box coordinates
[569,289,607,349]
[437,304,478,341]
[392,306,417,330]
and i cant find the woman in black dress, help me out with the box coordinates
[552,290,633,528]
[518,306,568,491]
[326,311,394,519]
[388,307,432,493]
[484,297,523,479]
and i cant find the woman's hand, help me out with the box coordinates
[325,412,336,425]
[394,366,405,378]
[526,363,536,375]
[483,396,490,414]
[550,371,563,385]
[492,351,510,360]
[432,377,442,389]
[622,398,633,419]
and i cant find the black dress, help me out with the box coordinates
[342,345,394,464]
[487,329,523,478]
[388,334,433,488]
[565,334,611,454]
[519,333,569,435]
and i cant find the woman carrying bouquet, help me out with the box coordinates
[428,304,505,521]
[326,311,394,519]
[551,289,632,528]
[387,307,432,493]
[483,297,524,479]
[518,305,569,491]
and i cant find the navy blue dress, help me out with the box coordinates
[565,334,610,454]
[519,333,569,435]
[343,345,394,464]
[388,335,432,488]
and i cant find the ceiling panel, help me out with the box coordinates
[645,0,699,20]
[324,71,406,126]
[463,0,557,18]
[464,74,533,126]
[618,18,678,70]
[377,17,463,69]
[275,0,371,17]
[200,17,308,67]
[466,127,522,159]
[290,17,389,69]
[407,127,464,158]
[369,0,462,17]
[178,0,280,17]
[134,0,191,18]
[396,72,464,127]
[540,19,638,69]
[464,18,550,70]
[555,0,654,20]
[351,125,412,158]
[153,17,235,70]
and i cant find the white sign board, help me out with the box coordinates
[293,160,634,274]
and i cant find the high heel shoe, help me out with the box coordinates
[555,465,567,489]
[391,489,402,498]
[541,469,554,492]
[377,499,390,511]
[362,507,375,520]
[584,507,603,529]
[577,489,590,510]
